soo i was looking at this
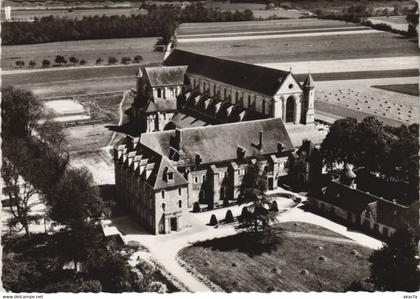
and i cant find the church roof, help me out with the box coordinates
[140,118,294,167]
[144,66,187,87]
[144,99,177,113]
[163,49,290,97]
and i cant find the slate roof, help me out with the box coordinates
[303,73,315,88]
[140,118,294,167]
[144,99,177,113]
[163,49,290,97]
[116,137,188,190]
[284,123,325,147]
[168,112,208,128]
[376,199,409,229]
[144,66,187,87]
[323,181,378,214]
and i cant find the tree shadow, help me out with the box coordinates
[191,229,285,257]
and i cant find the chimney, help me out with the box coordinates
[258,131,263,150]
[175,128,182,150]
[195,153,202,166]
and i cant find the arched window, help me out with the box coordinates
[161,190,165,199]
[286,96,295,123]
[162,203,166,211]
[178,200,182,208]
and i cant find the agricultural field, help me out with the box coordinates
[0,7,147,21]
[1,37,163,70]
[178,222,372,292]
[177,19,418,64]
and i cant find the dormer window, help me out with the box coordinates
[167,171,174,182]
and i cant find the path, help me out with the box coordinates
[105,89,130,148]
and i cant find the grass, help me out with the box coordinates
[372,84,419,97]
[280,221,348,239]
[178,222,372,292]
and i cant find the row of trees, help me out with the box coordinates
[1,86,148,292]
[2,4,254,45]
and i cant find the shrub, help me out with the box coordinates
[270,200,279,212]
[108,56,117,64]
[121,57,132,64]
[96,58,103,64]
[42,59,50,67]
[209,214,218,226]
[28,60,36,67]
[79,59,87,65]
[223,198,229,207]
[225,210,234,223]
[239,206,250,221]
[15,60,25,67]
[192,202,200,213]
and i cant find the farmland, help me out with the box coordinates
[1,36,163,70]
[178,222,372,292]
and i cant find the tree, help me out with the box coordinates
[1,147,41,237]
[369,226,420,291]
[108,56,117,64]
[320,117,358,169]
[121,57,132,64]
[42,59,50,67]
[95,58,103,64]
[55,55,67,65]
[46,167,106,229]
[192,201,200,213]
[237,162,278,233]
[133,55,143,63]
[69,56,78,65]
[407,2,419,37]
[1,86,44,139]
[15,60,25,68]
[29,60,36,68]
[79,59,87,65]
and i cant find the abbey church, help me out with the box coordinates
[114,49,324,234]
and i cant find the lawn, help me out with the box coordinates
[372,84,419,97]
[178,222,372,292]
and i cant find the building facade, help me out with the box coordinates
[116,49,324,234]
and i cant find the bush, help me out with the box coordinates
[121,57,132,64]
[29,60,36,67]
[270,200,279,212]
[79,59,87,65]
[15,60,25,67]
[209,214,218,226]
[225,210,234,223]
[96,58,103,64]
[239,206,250,221]
[223,198,229,207]
[192,202,200,213]
[108,56,117,64]
[42,59,50,67]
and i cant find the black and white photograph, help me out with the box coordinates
[0,0,419,297]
